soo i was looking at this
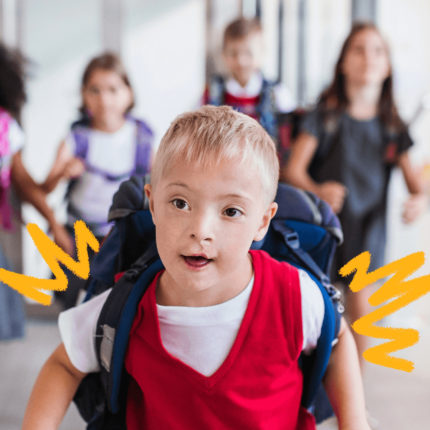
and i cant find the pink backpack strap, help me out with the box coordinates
[0,109,13,230]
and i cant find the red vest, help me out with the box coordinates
[223,91,260,120]
[125,250,316,429]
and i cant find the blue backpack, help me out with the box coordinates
[73,176,344,429]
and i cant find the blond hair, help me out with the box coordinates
[151,105,279,203]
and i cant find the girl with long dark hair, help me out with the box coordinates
[282,22,427,365]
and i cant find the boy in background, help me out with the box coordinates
[204,17,296,146]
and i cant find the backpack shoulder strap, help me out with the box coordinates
[257,78,278,140]
[72,250,161,429]
[71,125,90,160]
[381,123,412,166]
[272,218,343,408]
[263,183,344,410]
[260,78,277,107]
[276,108,306,166]
[95,253,163,414]
[207,75,226,106]
[65,126,88,203]
[313,109,342,160]
[132,117,153,176]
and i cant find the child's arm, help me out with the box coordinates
[281,132,347,214]
[22,343,86,430]
[41,141,84,194]
[397,152,429,223]
[323,318,371,430]
[398,151,423,194]
[10,151,74,254]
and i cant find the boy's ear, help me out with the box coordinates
[253,202,278,242]
[144,184,156,221]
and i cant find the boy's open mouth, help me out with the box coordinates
[182,255,213,268]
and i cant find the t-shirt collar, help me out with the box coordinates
[225,71,263,97]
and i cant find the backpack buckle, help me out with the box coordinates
[285,231,300,249]
[100,324,115,372]
[324,282,345,314]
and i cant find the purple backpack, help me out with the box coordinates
[71,117,153,181]
[0,108,13,231]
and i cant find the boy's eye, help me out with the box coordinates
[171,199,189,210]
[224,207,242,218]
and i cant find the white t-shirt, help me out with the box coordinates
[65,120,138,235]
[59,269,324,376]
[224,72,296,113]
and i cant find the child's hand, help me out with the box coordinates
[402,193,429,224]
[51,222,74,256]
[316,181,347,214]
[64,157,85,179]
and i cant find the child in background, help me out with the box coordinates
[204,17,295,154]
[42,53,154,308]
[0,43,69,339]
[282,22,426,366]
[23,106,370,430]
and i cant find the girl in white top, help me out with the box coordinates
[42,53,154,251]
[41,53,154,309]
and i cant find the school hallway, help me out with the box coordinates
[1,1,430,429]
[1,294,429,430]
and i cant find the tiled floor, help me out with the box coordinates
[1,296,429,430]
[0,304,84,430]
[363,294,430,429]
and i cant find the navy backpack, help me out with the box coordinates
[73,176,344,429]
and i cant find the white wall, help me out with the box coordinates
[304,0,351,104]
[124,0,206,148]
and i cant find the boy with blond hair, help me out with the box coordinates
[23,106,369,429]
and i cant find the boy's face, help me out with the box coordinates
[223,33,263,87]
[145,153,277,307]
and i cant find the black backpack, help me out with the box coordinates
[73,176,344,429]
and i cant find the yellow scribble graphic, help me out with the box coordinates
[0,221,99,306]
[340,251,430,372]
